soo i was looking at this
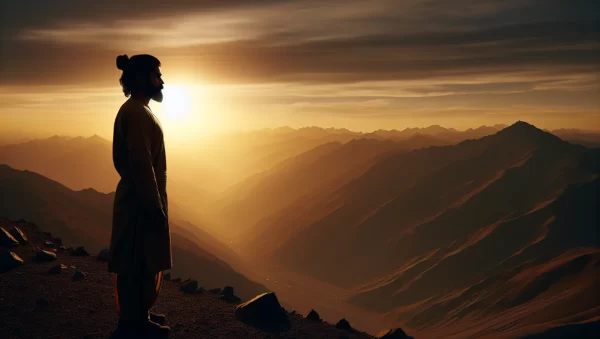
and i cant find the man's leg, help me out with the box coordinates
[116,272,148,328]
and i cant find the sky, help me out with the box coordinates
[0,0,598,144]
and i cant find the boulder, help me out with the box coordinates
[9,227,28,244]
[335,318,352,331]
[180,280,198,294]
[220,286,241,303]
[72,269,87,281]
[49,264,67,274]
[196,287,205,294]
[234,292,288,327]
[71,246,89,256]
[0,249,24,272]
[221,286,235,297]
[377,328,412,339]
[36,249,57,262]
[0,227,19,247]
[163,272,171,281]
[96,248,109,262]
[305,309,322,322]
[208,288,222,294]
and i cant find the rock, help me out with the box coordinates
[35,249,57,262]
[220,286,234,297]
[180,280,198,294]
[208,288,221,294]
[9,227,28,244]
[196,287,205,294]
[44,241,55,248]
[49,264,67,274]
[288,310,296,316]
[305,309,322,322]
[71,246,89,256]
[335,318,353,331]
[235,292,288,327]
[0,227,20,247]
[35,298,50,310]
[72,269,87,281]
[0,249,24,272]
[220,286,241,303]
[163,272,171,281]
[96,248,109,262]
[377,328,411,339]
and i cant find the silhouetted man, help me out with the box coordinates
[109,54,172,337]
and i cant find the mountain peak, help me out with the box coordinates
[494,121,563,145]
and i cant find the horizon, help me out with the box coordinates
[1,1,599,143]
[2,120,600,144]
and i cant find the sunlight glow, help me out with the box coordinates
[162,85,190,121]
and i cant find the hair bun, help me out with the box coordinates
[116,54,130,71]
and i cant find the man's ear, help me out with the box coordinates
[136,72,148,86]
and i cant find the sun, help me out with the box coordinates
[161,85,190,121]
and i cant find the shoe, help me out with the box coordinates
[143,319,170,337]
[149,311,166,325]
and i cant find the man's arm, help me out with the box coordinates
[125,109,165,217]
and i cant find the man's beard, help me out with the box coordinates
[143,84,163,103]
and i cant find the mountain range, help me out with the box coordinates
[1,121,599,337]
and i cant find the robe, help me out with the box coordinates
[108,97,172,276]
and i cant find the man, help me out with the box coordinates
[109,54,172,337]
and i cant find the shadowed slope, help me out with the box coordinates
[0,166,267,300]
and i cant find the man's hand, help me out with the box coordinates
[148,207,168,230]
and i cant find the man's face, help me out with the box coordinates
[144,66,164,102]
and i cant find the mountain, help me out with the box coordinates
[219,138,397,238]
[368,125,505,143]
[220,133,454,243]
[551,128,600,148]
[193,126,363,193]
[0,135,117,193]
[0,165,267,299]
[235,122,599,337]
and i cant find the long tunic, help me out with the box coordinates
[108,97,172,275]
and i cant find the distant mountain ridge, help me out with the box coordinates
[232,121,599,338]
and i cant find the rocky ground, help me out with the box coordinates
[1,218,411,339]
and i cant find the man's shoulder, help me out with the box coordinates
[118,99,153,121]
[119,98,148,113]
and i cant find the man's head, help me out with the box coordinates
[116,54,164,102]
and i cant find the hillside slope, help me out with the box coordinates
[0,219,379,339]
[0,166,267,300]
